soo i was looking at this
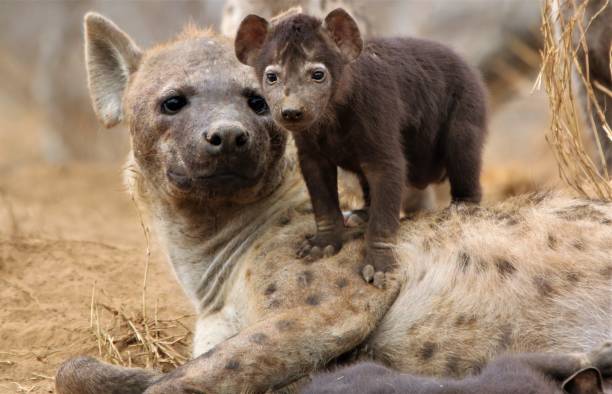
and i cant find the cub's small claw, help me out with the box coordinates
[362,264,375,283]
[297,233,342,262]
[323,245,336,257]
[372,272,385,289]
[307,246,322,261]
[297,240,312,258]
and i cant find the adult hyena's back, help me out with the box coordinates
[369,193,612,377]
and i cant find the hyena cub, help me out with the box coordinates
[304,342,612,394]
[234,8,488,285]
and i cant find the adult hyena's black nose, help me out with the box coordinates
[203,124,250,155]
[281,108,304,122]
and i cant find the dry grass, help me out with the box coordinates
[87,189,192,372]
[538,0,612,200]
[89,286,192,372]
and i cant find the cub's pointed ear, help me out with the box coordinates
[323,8,363,62]
[235,14,269,66]
[84,12,142,128]
[562,367,604,394]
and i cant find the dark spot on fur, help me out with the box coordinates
[455,314,466,326]
[458,252,471,272]
[245,269,252,281]
[297,270,314,287]
[276,319,294,331]
[250,333,269,345]
[277,213,291,225]
[547,234,558,250]
[530,192,548,205]
[418,341,438,361]
[305,294,320,306]
[445,354,461,376]
[495,258,516,279]
[335,277,349,289]
[201,347,216,358]
[557,204,605,221]
[566,271,581,284]
[494,211,520,226]
[267,299,281,309]
[533,276,555,298]
[225,359,240,370]
[602,218,611,225]
[572,240,585,250]
[264,283,277,296]
[600,265,612,279]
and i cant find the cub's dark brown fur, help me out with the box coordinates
[235,9,488,284]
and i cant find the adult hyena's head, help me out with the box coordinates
[84,13,287,206]
[233,8,363,132]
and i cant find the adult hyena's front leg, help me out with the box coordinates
[143,282,400,393]
[56,279,398,394]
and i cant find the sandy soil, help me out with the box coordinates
[0,79,560,392]
[0,99,193,393]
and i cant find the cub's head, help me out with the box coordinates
[234,8,363,132]
[84,13,287,206]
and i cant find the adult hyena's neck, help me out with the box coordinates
[128,155,307,314]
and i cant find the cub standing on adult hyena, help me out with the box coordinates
[54,11,612,394]
[234,8,488,286]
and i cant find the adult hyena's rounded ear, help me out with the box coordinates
[323,8,363,63]
[235,14,269,67]
[84,12,142,128]
[561,367,604,394]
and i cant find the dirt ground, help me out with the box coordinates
[0,76,561,392]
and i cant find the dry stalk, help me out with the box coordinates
[538,0,612,200]
[129,194,152,320]
[0,188,19,236]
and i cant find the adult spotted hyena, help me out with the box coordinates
[55,13,612,394]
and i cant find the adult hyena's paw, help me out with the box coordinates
[297,232,343,262]
[343,209,369,228]
[360,246,397,289]
[588,341,612,377]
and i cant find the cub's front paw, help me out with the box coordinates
[360,246,397,289]
[588,341,612,377]
[297,232,343,262]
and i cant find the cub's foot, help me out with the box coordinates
[343,209,369,228]
[588,341,612,377]
[297,232,343,262]
[360,246,397,289]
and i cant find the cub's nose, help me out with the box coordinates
[203,125,250,155]
[281,108,303,122]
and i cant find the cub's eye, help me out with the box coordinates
[265,72,278,84]
[311,70,326,82]
[161,95,188,114]
[247,95,269,115]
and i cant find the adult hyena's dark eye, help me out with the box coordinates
[161,95,188,114]
[247,95,269,115]
[311,70,326,82]
[265,72,278,84]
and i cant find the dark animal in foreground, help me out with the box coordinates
[305,342,612,394]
